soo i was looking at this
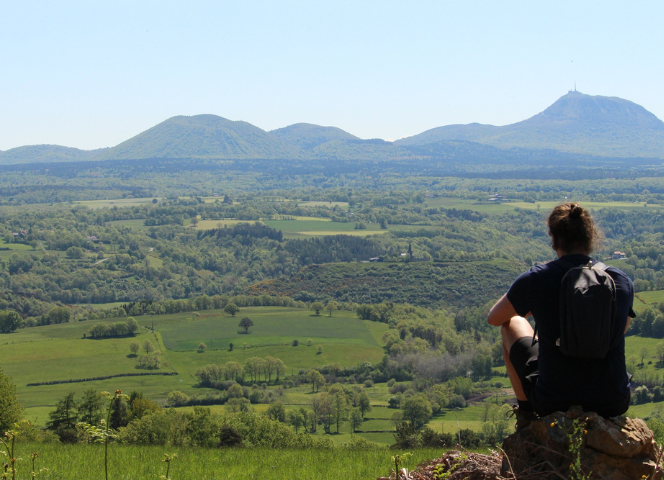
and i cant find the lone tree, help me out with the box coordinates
[358,392,372,419]
[129,341,140,356]
[0,310,22,333]
[325,301,338,317]
[401,394,432,429]
[143,339,155,354]
[239,317,254,334]
[225,303,240,317]
[311,302,324,316]
[640,346,649,366]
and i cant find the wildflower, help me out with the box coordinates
[550,422,555,427]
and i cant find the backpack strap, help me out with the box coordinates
[593,261,608,271]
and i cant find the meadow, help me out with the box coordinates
[3,443,444,480]
[105,219,152,230]
[0,239,46,262]
[1,307,388,428]
[263,218,387,238]
[73,197,161,209]
[191,216,388,238]
[6,301,660,448]
[637,290,664,306]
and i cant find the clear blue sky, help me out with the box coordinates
[1,1,663,150]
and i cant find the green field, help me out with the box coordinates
[191,216,388,238]
[73,197,161,209]
[297,201,349,209]
[0,239,34,250]
[105,219,151,230]
[194,219,258,230]
[5,304,658,447]
[2,304,514,445]
[1,443,442,480]
[1,307,388,427]
[625,335,663,363]
[637,290,664,306]
[263,219,387,238]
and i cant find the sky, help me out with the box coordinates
[1,1,663,151]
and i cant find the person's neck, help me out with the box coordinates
[555,248,590,259]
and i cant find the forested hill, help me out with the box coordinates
[245,260,524,309]
[93,115,303,161]
[2,91,664,165]
[269,123,360,150]
[0,145,107,164]
[395,91,664,158]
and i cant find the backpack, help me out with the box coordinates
[556,259,617,359]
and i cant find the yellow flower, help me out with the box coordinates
[550,422,555,427]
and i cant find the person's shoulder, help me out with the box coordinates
[511,261,558,286]
[528,260,562,276]
[604,264,633,285]
[603,263,628,277]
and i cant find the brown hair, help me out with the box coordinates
[547,203,601,254]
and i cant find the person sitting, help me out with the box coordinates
[488,203,635,428]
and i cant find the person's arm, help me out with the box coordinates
[624,317,632,334]
[488,294,530,326]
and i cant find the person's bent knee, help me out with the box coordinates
[501,317,535,352]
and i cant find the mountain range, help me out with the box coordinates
[2,91,664,165]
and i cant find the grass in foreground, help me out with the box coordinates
[15,443,443,480]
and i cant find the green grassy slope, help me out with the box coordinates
[1,307,386,423]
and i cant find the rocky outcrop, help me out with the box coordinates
[501,406,662,479]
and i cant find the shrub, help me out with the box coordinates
[166,391,190,407]
[389,383,409,395]
[448,395,467,409]
[222,411,333,448]
[218,425,243,447]
[339,436,384,450]
[136,354,161,370]
[117,410,189,446]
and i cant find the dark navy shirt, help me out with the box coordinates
[507,254,634,416]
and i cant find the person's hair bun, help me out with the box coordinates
[570,204,582,219]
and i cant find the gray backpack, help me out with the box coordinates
[556,260,617,359]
